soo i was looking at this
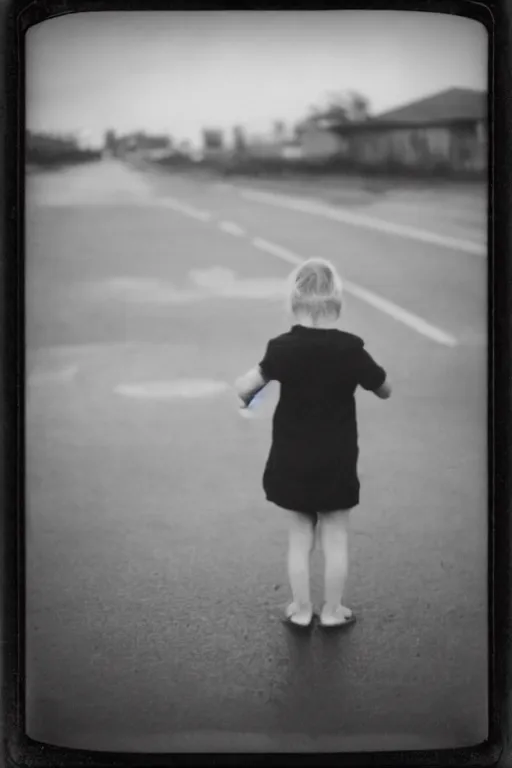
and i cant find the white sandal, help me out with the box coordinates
[283,602,314,628]
[319,605,356,628]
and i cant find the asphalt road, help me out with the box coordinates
[25,159,488,753]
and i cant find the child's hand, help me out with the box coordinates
[239,389,265,416]
[235,390,251,414]
[238,399,254,418]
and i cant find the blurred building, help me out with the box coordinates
[296,88,487,174]
[232,126,247,154]
[295,118,348,158]
[243,132,283,158]
[239,127,303,160]
[202,129,225,158]
[110,132,173,159]
[104,130,118,155]
[281,140,304,159]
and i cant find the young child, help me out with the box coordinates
[235,258,391,628]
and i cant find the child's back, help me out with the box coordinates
[260,324,386,513]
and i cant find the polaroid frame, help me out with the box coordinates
[2,0,509,766]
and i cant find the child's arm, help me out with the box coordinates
[357,348,391,399]
[374,379,392,399]
[234,366,268,407]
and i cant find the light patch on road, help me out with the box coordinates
[28,365,78,386]
[189,267,286,298]
[114,379,229,400]
[94,272,286,304]
[189,266,236,292]
[154,197,212,222]
[219,221,246,237]
[242,188,486,256]
[251,238,458,346]
[94,278,203,304]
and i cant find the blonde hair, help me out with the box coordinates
[287,258,343,322]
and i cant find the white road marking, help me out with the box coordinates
[156,197,212,222]
[242,188,486,256]
[114,379,229,399]
[252,237,457,346]
[252,237,302,266]
[342,281,458,347]
[126,191,460,345]
[219,221,246,237]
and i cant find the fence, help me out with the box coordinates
[212,153,486,181]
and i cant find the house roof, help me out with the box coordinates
[300,88,487,136]
[375,88,487,124]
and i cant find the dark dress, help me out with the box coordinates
[258,325,386,516]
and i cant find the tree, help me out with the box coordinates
[233,126,246,152]
[105,130,117,151]
[308,90,371,123]
[273,120,286,139]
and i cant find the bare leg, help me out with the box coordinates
[319,510,353,625]
[285,511,315,625]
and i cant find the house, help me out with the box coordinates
[281,140,304,159]
[242,133,284,159]
[295,117,348,159]
[348,88,487,173]
[202,129,226,159]
[297,88,487,174]
[238,131,304,160]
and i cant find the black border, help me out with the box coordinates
[3,1,510,766]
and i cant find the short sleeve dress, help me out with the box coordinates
[258,325,386,515]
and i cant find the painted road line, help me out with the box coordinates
[343,281,458,347]
[219,221,246,237]
[252,237,302,266]
[241,188,485,256]
[156,197,212,222]
[252,237,457,346]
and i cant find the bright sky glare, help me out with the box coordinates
[26,10,487,148]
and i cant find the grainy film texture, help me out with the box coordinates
[25,10,488,753]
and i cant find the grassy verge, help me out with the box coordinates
[137,154,486,200]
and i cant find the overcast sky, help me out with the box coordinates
[27,10,487,148]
